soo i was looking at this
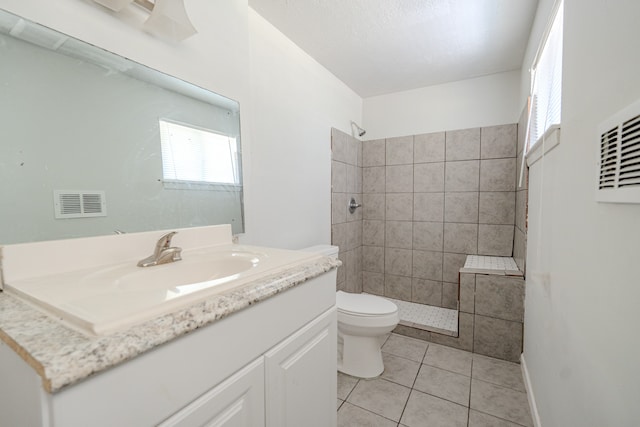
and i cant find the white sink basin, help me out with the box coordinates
[85,249,261,292]
[5,245,319,335]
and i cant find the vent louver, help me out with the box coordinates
[597,99,640,203]
[599,127,618,189]
[54,190,107,219]
[618,114,640,187]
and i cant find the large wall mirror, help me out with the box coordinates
[0,8,244,245]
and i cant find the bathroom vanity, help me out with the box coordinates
[0,225,339,426]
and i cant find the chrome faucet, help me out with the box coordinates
[137,231,182,267]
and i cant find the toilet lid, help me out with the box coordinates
[336,291,398,316]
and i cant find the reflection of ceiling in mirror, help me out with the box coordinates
[0,9,237,109]
[0,8,244,244]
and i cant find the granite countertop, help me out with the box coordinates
[0,257,340,393]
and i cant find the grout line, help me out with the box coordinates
[471,377,528,395]
[467,383,473,426]
[442,132,448,307]
[469,355,475,412]
[408,386,470,411]
[396,377,414,426]
[420,358,472,378]
[469,375,528,394]
[342,376,360,403]
[380,350,424,365]
[471,408,531,427]
[421,343,429,365]
[341,401,400,424]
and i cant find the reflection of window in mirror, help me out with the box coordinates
[159,119,240,189]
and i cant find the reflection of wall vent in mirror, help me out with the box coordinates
[596,99,640,203]
[54,191,107,219]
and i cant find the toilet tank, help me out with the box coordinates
[300,245,339,259]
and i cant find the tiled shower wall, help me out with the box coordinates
[361,125,518,309]
[331,128,363,292]
[514,107,529,273]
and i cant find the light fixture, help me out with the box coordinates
[92,0,197,41]
[142,0,197,41]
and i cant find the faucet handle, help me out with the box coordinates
[138,231,181,267]
[155,231,178,252]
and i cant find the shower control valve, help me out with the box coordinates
[348,197,362,214]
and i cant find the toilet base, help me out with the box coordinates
[338,333,384,378]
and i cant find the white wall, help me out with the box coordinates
[244,9,361,249]
[523,0,640,425]
[362,70,521,140]
[0,0,362,250]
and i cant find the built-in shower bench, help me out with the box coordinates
[393,255,525,363]
[459,255,525,362]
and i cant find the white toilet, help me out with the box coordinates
[336,291,399,378]
[301,245,400,378]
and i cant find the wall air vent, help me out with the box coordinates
[596,99,640,203]
[54,190,107,219]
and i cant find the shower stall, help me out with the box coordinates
[331,115,528,362]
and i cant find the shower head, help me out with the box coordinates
[351,121,366,138]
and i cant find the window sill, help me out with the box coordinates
[163,180,242,191]
[526,125,561,167]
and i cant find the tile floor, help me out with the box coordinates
[337,333,533,427]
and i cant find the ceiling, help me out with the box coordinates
[249,0,539,98]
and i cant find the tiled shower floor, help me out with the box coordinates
[379,295,458,336]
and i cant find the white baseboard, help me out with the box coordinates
[521,353,542,427]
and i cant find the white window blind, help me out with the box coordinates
[528,1,564,151]
[159,119,240,186]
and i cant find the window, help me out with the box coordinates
[159,119,240,189]
[527,0,564,152]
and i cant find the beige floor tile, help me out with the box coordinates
[382,333,429,362]
[423,342,472,376]
[472,353,526,392]
[337,402,397,427]
[337,333,536,427]
[469,409,525,427]
[337,372,359,400]
[347,377,411,422]
[381,352,421,387]
[413,364,471,406]
[400,389,468,427]
[470,379,533,427]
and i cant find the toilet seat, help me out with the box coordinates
[338,310,399,329]
[336,291,398,317]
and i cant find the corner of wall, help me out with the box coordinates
[330,128,363,293]
[514,103,529,275]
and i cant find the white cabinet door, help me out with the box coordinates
[265,307,337,427]
[158,357,265,427]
